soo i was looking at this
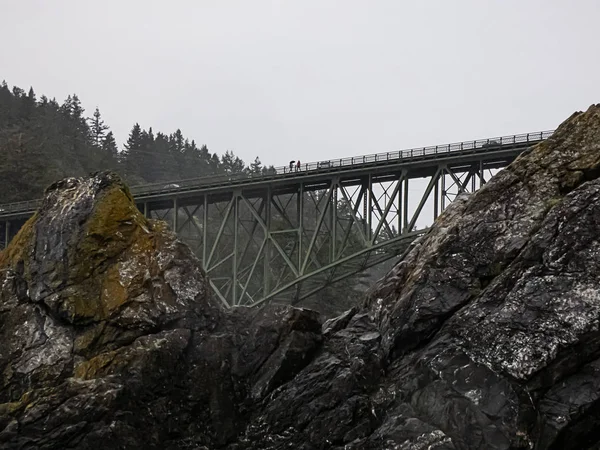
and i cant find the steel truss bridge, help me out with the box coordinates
[0,130,553,307]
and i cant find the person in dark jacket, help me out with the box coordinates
[289,160,295,172]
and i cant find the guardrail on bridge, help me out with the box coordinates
[0,130,553,215]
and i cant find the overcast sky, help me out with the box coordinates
[1,0,599,168]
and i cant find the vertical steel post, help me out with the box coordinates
[441,169,446,211]
[328,181,334,261]
[397,175,403,234]
[264,188,272,298]
[331,180,337,261]
[298,183,303,270]
[173,197,178,232]
[480,159,485,186]
[402,178,409,233]
[434,174,439,220]
[4,221,9,249]
[367,174,373,242]
[362,181,368,238]
[202,194,208,268]
[232,192,239,305]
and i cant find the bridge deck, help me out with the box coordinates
[0,130,552,220]
[0,129,554,307]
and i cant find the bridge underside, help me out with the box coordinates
[140,157,505,307]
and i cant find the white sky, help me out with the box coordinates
[1,0,599,168]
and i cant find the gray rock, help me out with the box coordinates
[3,104,600,449]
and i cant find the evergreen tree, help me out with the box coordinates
[23,87,36,117]
[122,123,145,181]
[262,165,277,175]
[221,150,245,174]
[101,131,119,170]
[151,132,178,181]
[124,123,143,152]
[137,127,156,181]
[88,107,109,146]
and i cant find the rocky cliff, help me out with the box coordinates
[2,105,600,449]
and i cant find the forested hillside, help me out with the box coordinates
[0,81,272,204]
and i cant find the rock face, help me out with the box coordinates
[2,105,600,449]
[0,174,322,449]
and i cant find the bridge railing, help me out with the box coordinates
[0,199,42,215]
[130,130,553,197]
[0,130,554,213]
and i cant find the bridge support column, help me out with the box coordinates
[480,160,486,185]
[298,183,303,270]
[402,178,409,233]
[434,177,439,220]
[202,194,208,268]
[5,221,10,249]
[397,176,403,235]
[367,174,372,241]
[232,192,239,305]
[441,170,446,211]
[330,178,338,261]
[173,197,178,232]
[264,188,272,298]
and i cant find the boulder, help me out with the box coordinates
[0,173,322,448]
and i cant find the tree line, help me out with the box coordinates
[0,81,273,203]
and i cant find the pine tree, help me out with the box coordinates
[137,127,155,180]
[89,107,109,146]
[262,165,277,175]
[221,150,234,173]
[152,132,177,181]
[123,123,145,181]
[232,154,245,174]
[124,123,143,152]
[101,131,119,170]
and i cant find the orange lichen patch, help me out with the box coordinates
[71,187,146,279]
[66,292,103,320]
[100,264,130,314]
[58,185,160,322]
[73,350,120,380]
[0,391,34,415]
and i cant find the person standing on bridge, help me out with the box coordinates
[296,160,301,171]
[289,160,295,173]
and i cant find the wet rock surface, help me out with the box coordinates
[2,104,600,449]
